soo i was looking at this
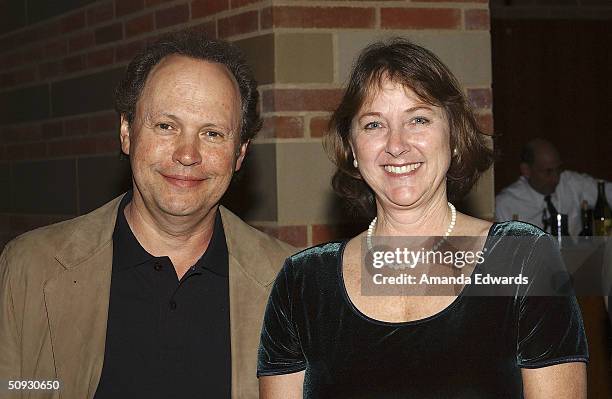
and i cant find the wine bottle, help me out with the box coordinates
[593,181,612,236]
[578,200,592,236]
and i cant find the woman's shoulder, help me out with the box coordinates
[287,240,345,268]
[489,220,547,238]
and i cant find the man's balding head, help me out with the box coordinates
[519,138,562,195]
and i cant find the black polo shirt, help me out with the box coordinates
[94,192,231,399]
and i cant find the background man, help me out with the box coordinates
[495,138,612,235]
[0,30,294,398]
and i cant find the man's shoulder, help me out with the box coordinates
[219,206,296,260]
[496,178,528,203]
[2,196,123,269]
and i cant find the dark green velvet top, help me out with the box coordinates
[257,222,588,398]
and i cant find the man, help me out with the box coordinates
[0,31,294,398]
[496,138,611,236]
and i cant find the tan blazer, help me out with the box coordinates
[0,195,295,399]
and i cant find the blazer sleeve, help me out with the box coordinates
[0,243,21,381]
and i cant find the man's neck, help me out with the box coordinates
[123,195,217,275]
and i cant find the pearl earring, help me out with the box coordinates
[453,148,458,156]
[353,159,358,168]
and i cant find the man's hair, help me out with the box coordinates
[114,29,261,143]
[325,38,493,217]
[519,138,557,166]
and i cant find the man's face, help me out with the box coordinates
[522,150,561,195]
[120,55,247,220]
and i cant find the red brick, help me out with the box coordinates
[126,13,154,38]
[381,8,461,30]
[65,117,90,136]
[312,224,365,245]
[263,89,343,112]
[0,68,37,88]
[74,137,99,155]
[115,39,146,62]
[43,39,68,59]
[146,0,175,6]
[6,144,25,160]
[12,68,37,86]
[419,0,487,3]
[476,113,494,135]
[260,116,303,139]
[260,7,272,30]
[90,112,118,133]
[96,135,120,153]
[193,20,217,38]
[60,11,86,34]
[115,0,144,17]
[230,0,259,9]
[22,45,44,63]
[192,0,228,19]
[42,121,64,139]
[7,124,41,142]
[87,48,115,68]
[39,61,62,80]
[309,115,331,138]
[25,142,47,159]
[0,51,24,71]
[68,32,95,53]
[267,6,375,29]
[255,225,307,247]
[47,140,70,157]
[218,11,258,38]
[95,22,124,45]
[87,2,114,26]
[467,88,492,109]
[62,55,86,73]
[465,9,490,30]
[155,4,190,29]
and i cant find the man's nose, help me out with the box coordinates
[172,133,202,166]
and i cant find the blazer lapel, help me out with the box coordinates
[220,207,280,398]
[43,196,122,398]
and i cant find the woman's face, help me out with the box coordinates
[350,78,451,211]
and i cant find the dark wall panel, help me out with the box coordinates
[27,0,98,24]
[222,143,277,222]
[0,163,10,212]
[51,67,124,117]
[11,159,76,214]
[78,155,131,214]
[0,84,50,124]
[492,18,612,193]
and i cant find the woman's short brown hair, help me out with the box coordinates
[325,38,494,218]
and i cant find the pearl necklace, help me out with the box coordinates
[366,202,457,251]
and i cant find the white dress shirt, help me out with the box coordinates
[495,171,612,236]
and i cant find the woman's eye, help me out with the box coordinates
[364,121,382,129]
[413,117,430,125]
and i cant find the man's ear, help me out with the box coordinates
[519,162,531,178]
[234,140,250,172]
[119,115,131,156]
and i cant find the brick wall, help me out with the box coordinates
[0,0,493,249]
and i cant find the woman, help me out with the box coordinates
[258,38,588,398]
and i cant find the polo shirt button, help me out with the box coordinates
[154,262,163,271]
[169,300,177,310]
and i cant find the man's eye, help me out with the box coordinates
[157,123,173,130]
[206,131,223,138]
[364,121,382,129]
